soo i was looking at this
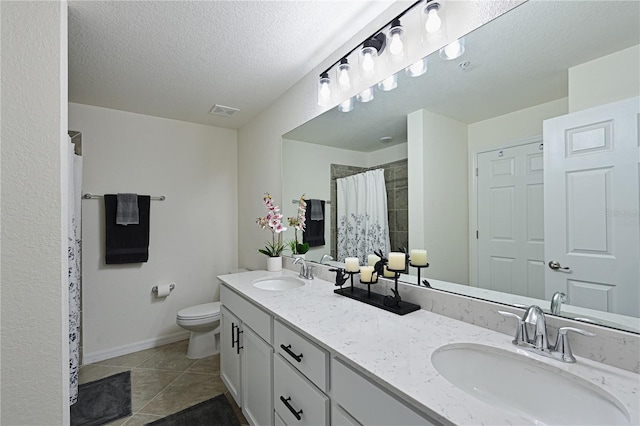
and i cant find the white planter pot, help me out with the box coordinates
[293,254,306,260]
[266,256,282,272]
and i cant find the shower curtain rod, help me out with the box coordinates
[82,193,166,201]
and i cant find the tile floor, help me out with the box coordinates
[78,340,248,425]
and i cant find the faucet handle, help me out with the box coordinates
[553,327,596,363]
[498,311,528,345]
[307,265,315,280]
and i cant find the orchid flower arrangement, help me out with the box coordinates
[287,194,309,255]
[256,193,287,257]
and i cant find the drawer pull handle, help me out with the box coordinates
[231,323,237,348]
[280,344,303,362]
[236,329,243,355]
[280,396,303,421]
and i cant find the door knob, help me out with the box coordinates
[548,260,570,271]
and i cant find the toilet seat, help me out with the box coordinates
[177,302,221,321]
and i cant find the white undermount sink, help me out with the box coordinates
[252,277,305,291]
[432,343,630,425]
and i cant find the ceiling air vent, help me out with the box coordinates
[209,104,240,118]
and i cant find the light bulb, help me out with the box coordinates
[338,68,350,88]
[425,7,442,33]
[317,73,331,106]
[338,98,354,113]
[362,52,374,72]
[378,74,397,92]
[319,81,330,98]
[406,58,427,77]
[389,33,404,56]
[440,39,465,60]
[357,87,374,103]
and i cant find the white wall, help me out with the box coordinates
[1,2,70,424]
[411,110,469,284]
[69,103,237,362]
[569,44,640,113]
[468,98,568,153]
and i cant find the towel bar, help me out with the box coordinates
[83,193,166,201]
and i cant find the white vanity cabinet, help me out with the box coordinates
[220,285,274,426]
[273,320,330,425]
[331,358,439,426]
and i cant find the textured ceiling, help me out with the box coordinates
[285,1,640,152]
[68,0,396,129]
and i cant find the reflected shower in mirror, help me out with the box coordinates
[281,1,640,333]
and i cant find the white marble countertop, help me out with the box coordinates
[218,269,640,426]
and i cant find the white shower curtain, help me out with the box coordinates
[336,169,390,264]
[68,138,82,405]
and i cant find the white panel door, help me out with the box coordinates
[220,306,242,407]
[477,141,545,298]
[241,325,273,426]
[544,97,640,317]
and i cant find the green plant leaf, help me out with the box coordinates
[296,242,310,254]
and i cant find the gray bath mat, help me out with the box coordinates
[146,394,240,426]
[71,371,132,426]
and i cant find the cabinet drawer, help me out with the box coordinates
[221,284,272,344]
[274,320,329,392]
[275,411,287,426]
[332,358,436,426]
[274,354,329,426]
[331,403,361,426]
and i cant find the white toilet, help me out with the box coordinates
[176,301,221,359]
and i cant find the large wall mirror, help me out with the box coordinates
[282,1,640,333]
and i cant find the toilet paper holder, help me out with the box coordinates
[152,283,175,293]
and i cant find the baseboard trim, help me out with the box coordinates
[82,331,190,365]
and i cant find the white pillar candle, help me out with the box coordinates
[388,252,406,270]
[367,254,381,266]
[383,265,396,278]
[410,249,428,266]
[344,257,360,272]
[360,265,375,282]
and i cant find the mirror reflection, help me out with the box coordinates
[282,1,640,333]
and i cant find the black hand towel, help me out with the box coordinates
[104,194,150,264]
[303,199,325,247]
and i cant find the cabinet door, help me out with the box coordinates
[242,325,273,426]
[220,306,242,407]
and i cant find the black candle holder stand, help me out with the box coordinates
[345,270,358,292]
[333,267,420,316]
[409,262,430,287]
[359,274,378,298]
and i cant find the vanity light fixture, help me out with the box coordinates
[378,73,398,91]
[337,58,351,90]
[424,2,442,34]
[317,72,332,106]
[338,97,355,112]
[406,57,428,77]
[317,0,449,110]
[357,86,375,103]
[388,19,405,61]
[439,37,465,60]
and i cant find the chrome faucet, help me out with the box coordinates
[499,305,595,363]
[293,257,314,280]
[550,291,568,315]
[320,254,334,265]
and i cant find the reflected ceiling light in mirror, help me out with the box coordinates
[359,33,386,78]
[440,38,465,60]
[406,57,427,77]
[317,72,332,106]
[337,58,351,90]
[338,97,354,113]
[388,19,405,61]
[378,73,398,91]
[424,2,442,33]
[357,86,375,103]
